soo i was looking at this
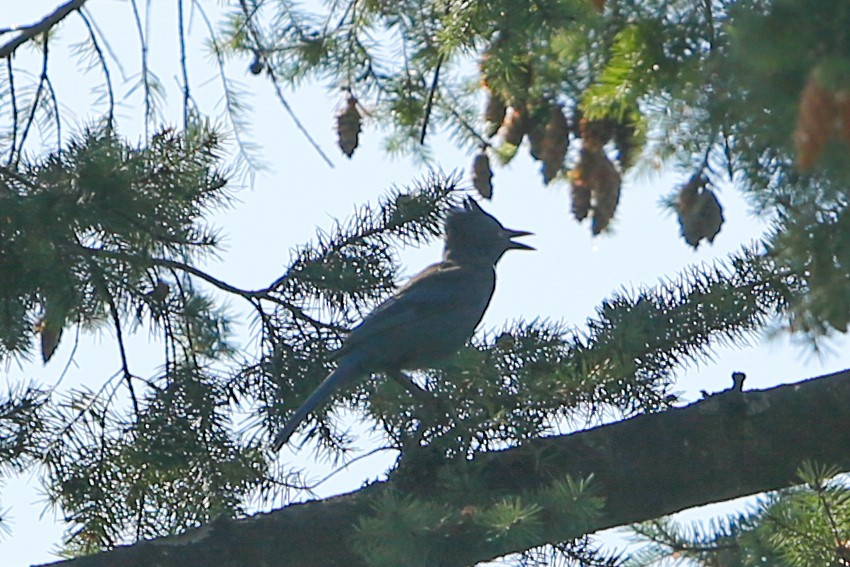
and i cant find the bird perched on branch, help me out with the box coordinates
[272,197,533,451]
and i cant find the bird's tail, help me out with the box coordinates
[271,355,364,451]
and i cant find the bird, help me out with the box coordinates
[271,197,533,451]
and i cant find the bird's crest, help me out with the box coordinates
[445,196,494,230]
[444,197,533,262]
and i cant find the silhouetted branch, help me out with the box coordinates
[0,0,88,59]
[39,368,850,567]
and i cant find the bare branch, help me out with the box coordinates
[237,0,335,168]
[178,0,192,130]
[78,9,115,125]
[419,54,443,145]
[6,58,17,165]
[71,244,345,333]
[128,0,152,137]
[0,0,88,60]
[15,37,50,164]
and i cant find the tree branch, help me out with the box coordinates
[72,244,347,333]
[39,368,850,567]
[0,0,88,60]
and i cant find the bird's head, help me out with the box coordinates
[444,197,534,265]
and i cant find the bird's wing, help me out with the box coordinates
[336,262,493,358]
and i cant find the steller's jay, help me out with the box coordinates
[271,197,533,450]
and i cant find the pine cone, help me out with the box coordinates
[484,92,507,138]
[471,150,494,199]
[570,146,621,233]
[578,118,614,152]
[336,96,362,158]
[528,122,545,161]
[539,105,570,184]
[675,174,724,247]
[589,152,621,235]
[613,119,638,170]
[794,74,837,170]
[501,106,527,147]
[36,317,63,363]
[571,181,592,221]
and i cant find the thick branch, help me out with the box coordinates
[0,0,88,59]
[39,368,850,567]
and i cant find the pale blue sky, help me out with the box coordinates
[3,2,848,565]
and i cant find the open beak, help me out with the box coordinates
[504,228,535,251]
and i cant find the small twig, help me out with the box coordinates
[73,243,347,333]
[265,66,335,168]
[107,291,141,419]
[0,0,88,59]
[301,446,394,490]
[43,369,123,459]
[52,325,82,393]
[44,72,62,155]
[178,0,191,131]
[76,244,260,297]
[699,140,713,174]
[78,8,115,125]
[6,58,17,165]
[419,54,443,145]
[809,473,848,561]
[191,0,265,172]
[15,36,50,165]
[702,0,715,50]
[237,0,335,168]
[75,234,142,418]
[722,131,735,181]
[80,7,129,82]
[128,0,152,137]
[442,90,492,148]
[169,272,201,370]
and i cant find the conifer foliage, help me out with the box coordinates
[1,1,850,566]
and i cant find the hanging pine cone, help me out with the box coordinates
[675,174,724,248]
[794,74,836,170]
[36,309,65,363]
[500,105,527,147]
[471,150,494,199]
[336,96,362,158]
[578,117,614,151]
[571,180,591,221]
[612,119,638,170]
[38,320,62,363]
[528,118,545,161]
[569,146,621,234]
[589,153,621,235]
[539,105,570,184]
[484,92,507,138]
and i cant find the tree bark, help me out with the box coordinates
[38,368,850,567]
